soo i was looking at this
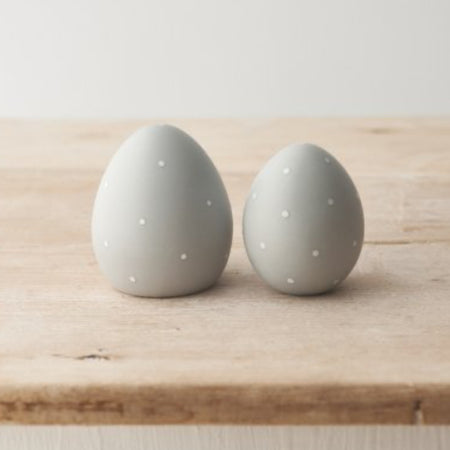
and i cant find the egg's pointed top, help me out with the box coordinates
[120,123,202,155]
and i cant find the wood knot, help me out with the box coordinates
[76,354,110,361]
[367,127,395,135]
[414,400,424,425]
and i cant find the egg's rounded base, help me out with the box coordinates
[248,255,354,297]
[110,279,219,299]
[270,282,342,297]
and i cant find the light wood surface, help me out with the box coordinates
[1,118,449,424]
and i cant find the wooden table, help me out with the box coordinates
[1,119,449,426]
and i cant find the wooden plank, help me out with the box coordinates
[0,119,449,424]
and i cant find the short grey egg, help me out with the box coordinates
[243,143,364,295]
[92,124,233,297]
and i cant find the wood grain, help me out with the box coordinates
[1,118,449,424]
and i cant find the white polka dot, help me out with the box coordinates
[259,242,266,250]
[139,218,146,225]
[327,198,335,206]
[103,240,109,248]
[353,240,357,247]
[283,167,291,175]
[325,157,331,164]
[128,276,136,283]
[206,200,212,207]
[287,278,295,284]
[158,160,166,168]
[104,181,109,188]
[180,253,187,260]
[281,209,290,219]
[312,249,320,257]
[252,192,257,200]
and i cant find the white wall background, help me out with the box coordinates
[0,0,449,118]
[2,426,450,450]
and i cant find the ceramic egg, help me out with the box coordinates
[243,143,364,295]
[92,124,233,297]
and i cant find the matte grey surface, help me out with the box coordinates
[243,143,364,295]
[92,124,233,297]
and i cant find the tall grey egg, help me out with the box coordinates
[92,125,233,297]
[243,143,364,295]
